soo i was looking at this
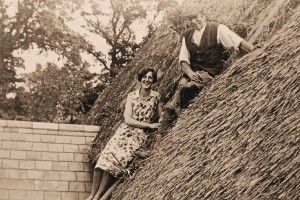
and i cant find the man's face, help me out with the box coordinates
[191,14,206,30]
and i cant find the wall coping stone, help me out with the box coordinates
[0,120,100,132]
[33,122,58,130]
[0,120,7,126]
[6,120,33,128]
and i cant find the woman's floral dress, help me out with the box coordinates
[95,89,160,177]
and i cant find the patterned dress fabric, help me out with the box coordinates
[95,89,160,177]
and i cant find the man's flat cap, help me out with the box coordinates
[181,6,203,19]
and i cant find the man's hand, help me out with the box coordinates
[181,62,202,83]
[196,71,213,83]
[187,71,202,83]
[181,61,213,83]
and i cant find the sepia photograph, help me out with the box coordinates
[0,0,299,199]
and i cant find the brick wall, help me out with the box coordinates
[0,120,99,200]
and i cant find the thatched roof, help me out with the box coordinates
[85,0,300,199]
[113,10,300,200]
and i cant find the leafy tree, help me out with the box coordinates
[0,0,105,118]
[82,0,177,78]
[16,62,105,123]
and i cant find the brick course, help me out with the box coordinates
[0,120,98,200]
[11,150,27,159]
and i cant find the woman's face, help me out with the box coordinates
[141,71,154,89]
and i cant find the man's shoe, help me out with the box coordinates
[164,106,177,118]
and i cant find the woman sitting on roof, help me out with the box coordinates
[86,68,162,200]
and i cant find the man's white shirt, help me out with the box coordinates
[179,24,244,65]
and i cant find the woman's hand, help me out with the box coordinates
[135,150,152,159]
[148,123,161,129]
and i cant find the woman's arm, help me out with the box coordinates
[124,95,159,129]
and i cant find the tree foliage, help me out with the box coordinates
[82,0,177,77]
[13,62,105,123]
[0,0,104,118]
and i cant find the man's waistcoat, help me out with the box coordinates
[183,22,229,77]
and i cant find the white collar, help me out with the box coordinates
[192,23,207,45]
[194,23,206,34]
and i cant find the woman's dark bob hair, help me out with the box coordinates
[137,68,158,84]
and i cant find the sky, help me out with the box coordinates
[15,14,151,75]
[14,1,110,75]
[14,15,111,75]
[12,0,169,76]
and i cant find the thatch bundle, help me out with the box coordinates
[113,11,300,200]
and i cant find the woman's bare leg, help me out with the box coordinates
[100,178,122,200]
[93,171,114,199]
[86,169,103,200]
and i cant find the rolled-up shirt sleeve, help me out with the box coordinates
[217,24,244,51]
[178,37,190,67]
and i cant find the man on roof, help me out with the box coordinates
[160,8,260,132]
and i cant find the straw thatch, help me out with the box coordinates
[112,10,300,200]
[85,0,300,199]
